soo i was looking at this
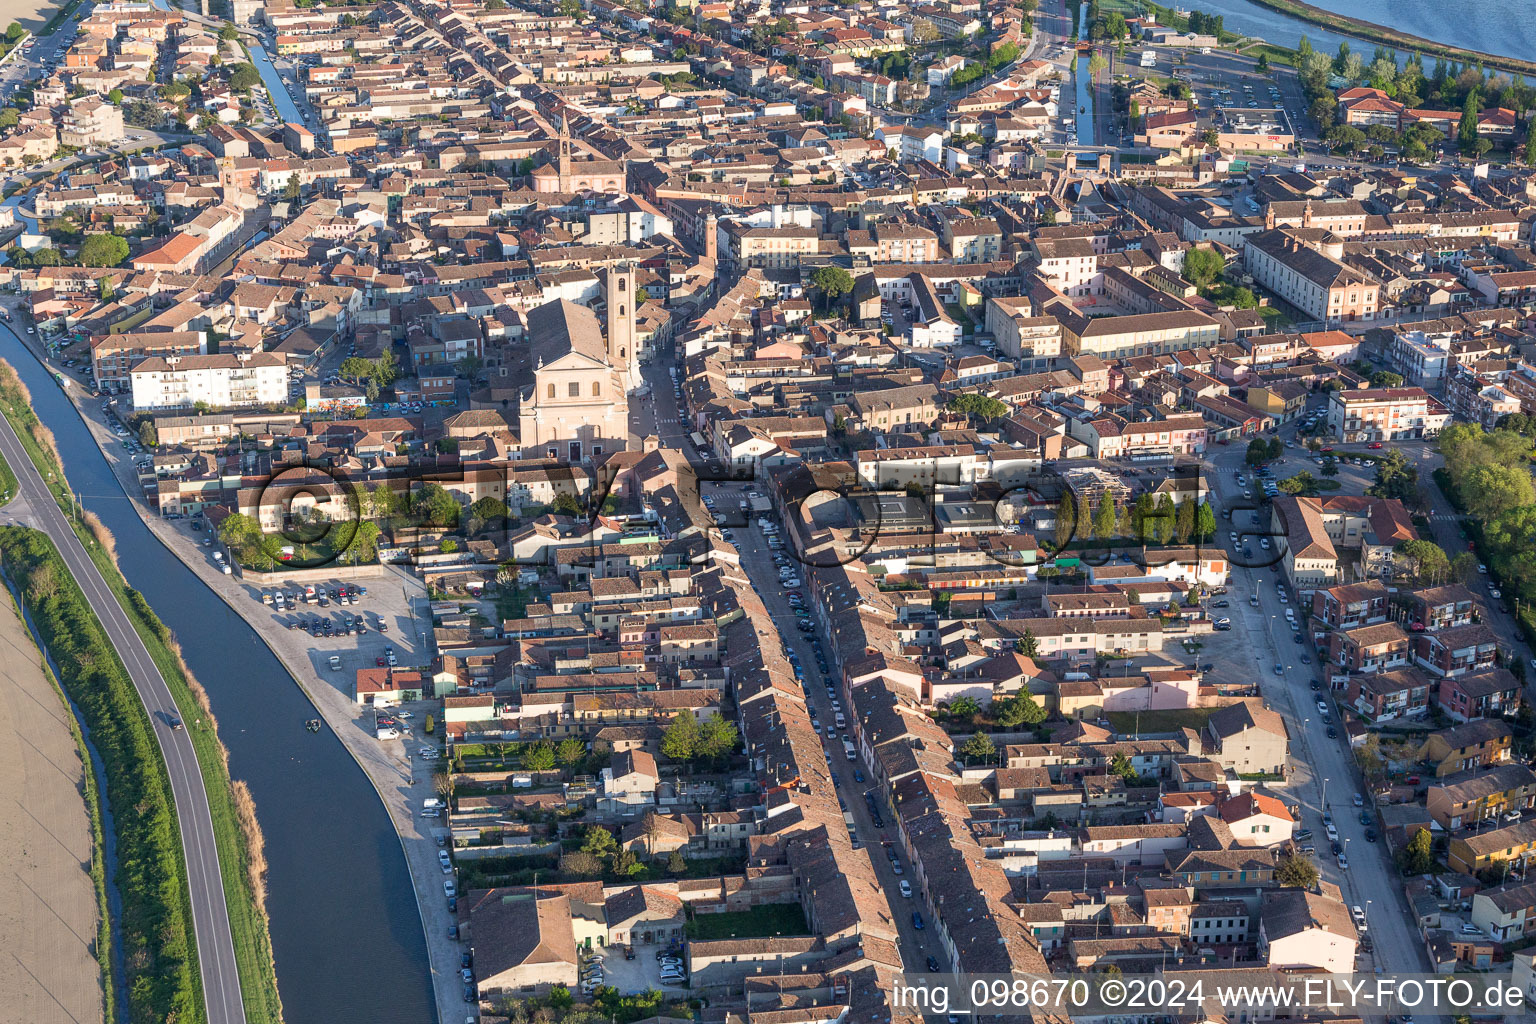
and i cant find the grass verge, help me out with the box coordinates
[0,526,203,1024]
[1106,707,1217,734]
[0,359,284,1024]
[2,582,117,1022]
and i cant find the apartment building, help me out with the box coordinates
[129,353,288,411]
[1325,387,1451,442]
[92,330,207,390]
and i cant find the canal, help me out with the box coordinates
[0,338,435,1024]
[1074,3,1094,146]
[248,44,306,126]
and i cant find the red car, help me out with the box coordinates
[376,656,387,667]
[1367,442,1383,449]
[1321,446,1335,452]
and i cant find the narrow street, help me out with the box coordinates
[1206,427,1443,1000]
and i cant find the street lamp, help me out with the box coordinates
[1322,777,1330,809]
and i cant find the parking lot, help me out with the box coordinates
[582,946,690,995]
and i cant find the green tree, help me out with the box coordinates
[284,173,300,201]
[1093,493,1118,539]
[1463,462,1535,519]
[1153,494,1176,544]
[1055,490,1076,548]
[661,711,699,761]
[960,731,996,763]
[107,88,124,105]
[219,22,240,40]
[412,482,461,527]
[1268,437,1284,461]
[1459,89,1480,154]
[666,850,686,874]
[1396,539,1450,583]
[1399,826,1434,874]
[552,492,582,516]
[1182,247,1224,289]
[138,419,157,447]
[1131,492,1155,541]
[1246,437,1270,466]
[229,63,261,92]
[523,741,557,771]
[1275,854,1320,888]
[1256,52,1269,72]
[948,696,980,720]
[1194,501,1216,541]
[1367,449,1419,501]
[1278,471,1319,496]
[1108,752,1139,784]
[1015,629,1040,660]
[439,537,459,554]
[76,233,129,267]
[1175,499,1195,543]
[1087,52,1108,78]
[696,712,739,760]
[992,689,1046,727]
[556,737,587,766]
[810,265,854,307]
[468,496,509,524]
[5,21,23,42]
[1369,370,1404,388]
[1449,551,1478,584]
[948,393,1009,420]
[581,824,618,859]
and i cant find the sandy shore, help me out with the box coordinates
[0,590,105,1024]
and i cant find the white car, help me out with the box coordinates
[418,747,438,758]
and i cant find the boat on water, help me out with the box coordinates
[305,718,322,732]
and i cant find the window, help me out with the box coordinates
[547,383,555,399]
[592,381,601,397]
[567,381,581,398]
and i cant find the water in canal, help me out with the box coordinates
[248,44,306,126]
[0,335,434,1024]
[1074,2,1094,146]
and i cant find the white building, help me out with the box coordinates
[1258,890,1357,973]
[130,353,288,411]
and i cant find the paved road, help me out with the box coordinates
[1206,427,1438,988]
[0,329,248,1024]
[635,356,935,970]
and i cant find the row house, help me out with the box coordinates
[1325,622,1410,676]
[1399,585,1479,632]
[1311,580,1390,631]
[1417,719,1513,779]
[1346,667,1431,722]
[1438,668,1521,724]
[1426,764,1536,831]
[1412,623,1501,680]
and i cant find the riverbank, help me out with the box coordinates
[0,359,285,1024]
[0,572,110,1024]
[1241,0,1536,77]
[33,348,463,1023]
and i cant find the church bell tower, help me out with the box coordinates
[606,264,639,392]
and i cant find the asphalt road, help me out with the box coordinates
[1206,423,1441,988]
[0,328,248,1024]
[635,355,935,969]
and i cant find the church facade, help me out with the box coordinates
[517,266,637,462]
